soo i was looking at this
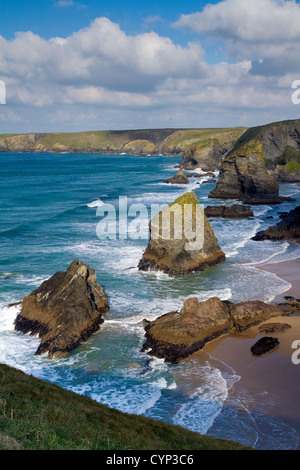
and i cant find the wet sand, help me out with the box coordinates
[258,257,300,303]
[201,257,300,449]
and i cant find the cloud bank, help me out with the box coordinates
[0,1,299,132]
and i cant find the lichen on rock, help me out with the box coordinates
[138,191,226,275]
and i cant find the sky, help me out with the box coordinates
[0,0,300,133]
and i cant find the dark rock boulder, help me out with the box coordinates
[14,259,109,358]
[204,205,254,219]
[164,169,189,184]
[250,337,280,356]
[252,206,300,241]
[138,191,226,275]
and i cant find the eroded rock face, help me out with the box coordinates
[142,297,299,363]
[252,206,300,241]
[204,205,254,219]
[14,260,109,358]
[209,151,282,204]
[138,191,226,275]
[182,140,234,171]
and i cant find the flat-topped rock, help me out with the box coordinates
[142,297,299,363]
[14,259,109,358]
[138,191,226,275]
[204,205,254,219]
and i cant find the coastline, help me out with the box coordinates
[257,256,300,303]
[200,254,300,449]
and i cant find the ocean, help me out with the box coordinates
[1,152,300,449]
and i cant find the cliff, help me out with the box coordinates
[209,119,300,203]
[0,127,247,165]
[0,363,250,450]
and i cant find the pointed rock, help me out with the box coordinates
[164,168,189,184]
[14,259,109,358]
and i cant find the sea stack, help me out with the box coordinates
[138,191,225,275]
[14,259,109,358]
[209,140,282,204]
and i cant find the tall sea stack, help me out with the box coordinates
[138,191,225,275]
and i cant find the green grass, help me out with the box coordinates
[0,363,250,450]
[279,160,300,172]
[162,128,247,149]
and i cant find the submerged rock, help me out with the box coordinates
[164,168,189,184]
[204,205,254,219]
[14,259,109,358]
[252,206,300,241]
[142,297,298,363]
[250,337,280,356]
[138,191,226,275]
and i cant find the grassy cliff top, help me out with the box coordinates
[0,363,250,450]
[0,127,248,155]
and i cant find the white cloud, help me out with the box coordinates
[174,0,300,75]
[0,12,299,132]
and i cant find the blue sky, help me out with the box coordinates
[1,0,300,132]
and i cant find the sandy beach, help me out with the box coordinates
[200,256,300,449]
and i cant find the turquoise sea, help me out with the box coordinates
[1,152,300,449]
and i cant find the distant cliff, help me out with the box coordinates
[0,127,247,163]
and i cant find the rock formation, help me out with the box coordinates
[252,206,300,241]
[250,337,280,356]
[209,141,283,204]
[164,169,189,184]
[142,296,299,363]
[181,140,229,171]
[14,259,109,358]
[204,205,254,219]
[209,120,300,203]
[258,323,291,334]
[138,191,226,275]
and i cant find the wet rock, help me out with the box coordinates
[142,297,297,363]
[250,337,280,356]
[14,259,109,358]
[252,206,300,241]
[204,205,254,219]
[164,168,189,184]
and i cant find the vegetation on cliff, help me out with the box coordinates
[0,363,250,450]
